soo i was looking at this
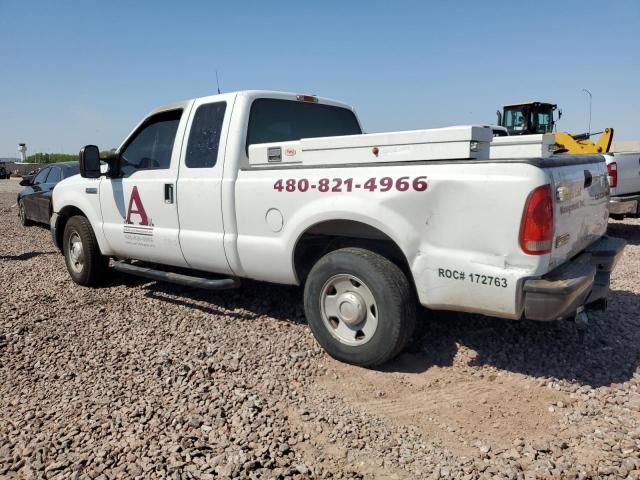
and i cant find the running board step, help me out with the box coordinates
[112,261,240,290]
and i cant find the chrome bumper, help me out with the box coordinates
[522,236,626,321]
[609,195,640,216]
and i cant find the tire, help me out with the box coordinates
[303,247,416,367]
[63,215,109,286]
[18,200,33,226]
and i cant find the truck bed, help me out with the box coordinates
[236,143,610,320]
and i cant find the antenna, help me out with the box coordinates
[582,88,592,135]
[216,70,221,94]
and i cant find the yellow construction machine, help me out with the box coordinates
[496,101,614,153]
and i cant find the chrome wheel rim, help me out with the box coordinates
[320,274,378,346]
[68,232,85,274]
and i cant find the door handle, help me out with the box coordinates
[164,183,174,204]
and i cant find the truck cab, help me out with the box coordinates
[52,91,362,273]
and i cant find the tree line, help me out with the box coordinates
[26,150,116,164]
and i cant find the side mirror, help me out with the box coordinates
[79,145,101,178]
[496,110,503,127]
[19,177,33,187]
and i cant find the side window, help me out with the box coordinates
[120,110,182,177]
[509,110,525,130]
[46,167,62,183]
[33,169,49,185]
[185,102,227,168]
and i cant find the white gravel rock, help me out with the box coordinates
[1,178,640,479]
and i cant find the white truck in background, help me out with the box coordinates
[606,151,640,219]
[50,91,624,366]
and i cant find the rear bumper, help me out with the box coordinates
[522,236,626,321]
[609,195,640,216]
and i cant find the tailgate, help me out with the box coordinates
[547,155,609,269]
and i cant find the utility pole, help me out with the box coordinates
[582,88,592,135]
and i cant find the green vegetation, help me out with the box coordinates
[26,150,116,164]
[27,153,78,163]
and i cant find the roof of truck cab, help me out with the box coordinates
[149,90,355,116]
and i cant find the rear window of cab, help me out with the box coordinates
[246,98,361,151]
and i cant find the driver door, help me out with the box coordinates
[23,167,50,222]
[99,106,191,267]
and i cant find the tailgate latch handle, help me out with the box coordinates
[583,170,592,188]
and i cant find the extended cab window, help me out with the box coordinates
[120,110,182,177]
[246,99,361,150]
[185,102,226,168]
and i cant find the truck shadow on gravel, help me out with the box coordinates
[107,271,640,389]
[0,251,55,261]
[388,288,640,387]
[608,220,640,246]
[102,273,306,324]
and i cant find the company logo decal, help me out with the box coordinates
[126,186,150,225]
[123,186,154,247]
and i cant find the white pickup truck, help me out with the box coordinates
[51,90,625,366]
[606,151,640,219]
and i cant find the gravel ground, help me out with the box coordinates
[1,176,640,479]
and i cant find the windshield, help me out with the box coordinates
[246,99,362,150]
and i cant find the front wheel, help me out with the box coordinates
[303,247,416,367]
[18,200,33,226]
[63,216,109,286]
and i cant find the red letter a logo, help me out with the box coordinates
[126,186,149,225]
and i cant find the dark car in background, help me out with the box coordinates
[18,162,79,226]
[0,165,10,179]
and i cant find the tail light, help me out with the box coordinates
[519,185,553,255]
[607,162,617,188]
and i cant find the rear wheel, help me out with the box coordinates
[63,216,109,286]
[303,247,416,367]
[18,200,33,226]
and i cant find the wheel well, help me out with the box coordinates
[54,206,87,251]
[293,220,413,286]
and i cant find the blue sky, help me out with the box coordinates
[0,0,638,157]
